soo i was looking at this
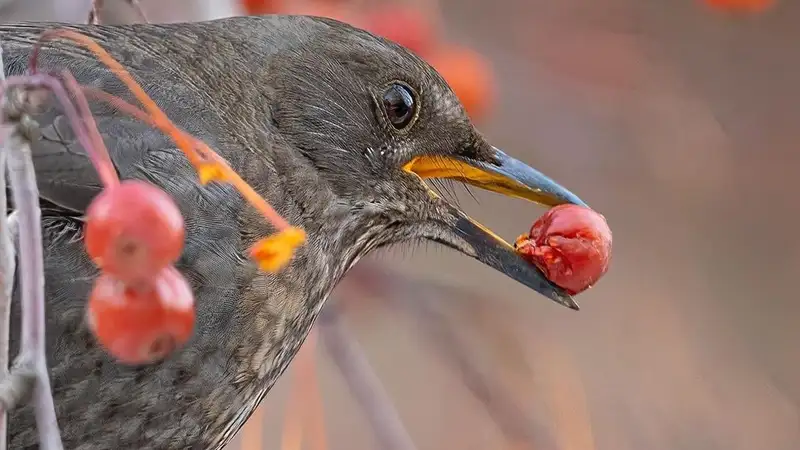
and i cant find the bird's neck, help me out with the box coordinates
[209,145,377,442]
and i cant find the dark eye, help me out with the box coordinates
[382,83,416,129]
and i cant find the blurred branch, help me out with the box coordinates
[0,44,124,449]
[396,299,546,450]
[280,374,303,450]
[347,265,556,450]
[279,330,327,450]
[319,306,417,450]
[535,340,596,450]
[302,332,328,450]
[0,45,11,450]
[0,82,63,447]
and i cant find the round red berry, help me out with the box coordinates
[84,180,185,283]
[87,267,195,365]
[515,204,612,295]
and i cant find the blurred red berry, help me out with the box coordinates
[84,180,185,284]
[240,0,282,15]
[703,0,775,13]
[426,45,495,121]
[515,204,612,295]
[87,267,195,365]
[361,4,436,55]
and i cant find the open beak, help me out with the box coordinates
[404,146,587,310]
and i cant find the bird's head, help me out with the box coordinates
[268,17,587,310]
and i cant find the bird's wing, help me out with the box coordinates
[0,23,250,299]
[0,24,218,215]
[8,102,177,215]
[2,25,254,449]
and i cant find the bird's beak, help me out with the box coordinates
[403,146,587,310]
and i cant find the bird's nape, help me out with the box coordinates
[403,143,586,309]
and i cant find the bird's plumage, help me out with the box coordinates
[1,15,476,449]
[0,13,588,450]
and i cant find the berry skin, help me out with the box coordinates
[87,267,195,365]
[84,180,185,283]
[515,204,612,295]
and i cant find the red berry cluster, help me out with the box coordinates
[84,180,195,365]
[33,29,306,366]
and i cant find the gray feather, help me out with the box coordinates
[0,15,475,450]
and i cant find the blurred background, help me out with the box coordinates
[3,0,799,449]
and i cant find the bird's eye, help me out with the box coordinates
[382,83,417,129]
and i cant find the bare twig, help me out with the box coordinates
[535,340,596,450]
[2,75,112,186]
[0,43,11,450]
[279,340,310,450]
[0,60,94,450]
[0,198,9,450]
[0,364,35,412]
[0,50,136,447]
[280,378,303,450]
[400,301,546,450]
[319,306,417,450]
[5,116,63,449]
[347,265,556,450]
[303,332,328,450]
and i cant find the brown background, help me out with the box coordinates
[5,0,800,448]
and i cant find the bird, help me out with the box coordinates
[0,15,587,450]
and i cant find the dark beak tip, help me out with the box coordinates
[451,214,586,311]
[564,296,580,311]
[547,285,580,310]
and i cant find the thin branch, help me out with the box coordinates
[5,113,63,448]
[2,74,116,186]
[0,44,11,450]
[280,383,303,450]
[0,0,93,23]
[397,300,546,450]
[280,330,328,450]
[0,27,306,449]
[0,211,22,429]
[0,364,35,413]
[535,341,596,450]
[0,50,145,447]
[319,306,417,450]
[0,57,83,450]
[279,345,308,450]
[347,265,557,450]
[302,332,328,450]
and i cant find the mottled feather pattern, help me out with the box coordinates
[0,18,328,449]
[0,14,478,450]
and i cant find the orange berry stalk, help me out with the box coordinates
[31,30,306,273]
